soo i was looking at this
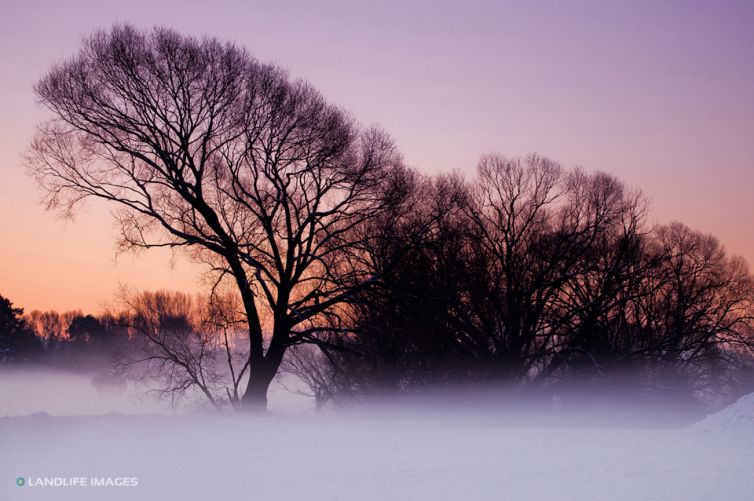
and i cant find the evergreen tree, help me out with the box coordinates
[0,294,41,362]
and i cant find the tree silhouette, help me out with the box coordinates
[26,310,67,349]
[0,295,41,362]
[27,25,405,411]
[115,289,250,411]
[287,155,754,406]
[67,314,106,343]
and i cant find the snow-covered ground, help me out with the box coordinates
[686,392,754,446]
[1,370,753,501]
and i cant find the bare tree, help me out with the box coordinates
[532,174,653,381]
[116,290,248,411]
[460,154,635,380]
[26,310,66,349]
[279,344,340,410]
[28,25,405,411]
[290,173,489,399]
[634,224,754,393]
[277,152,754,409]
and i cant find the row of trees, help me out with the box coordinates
[10,157,753,410]
[0,297,130,363]
[22,24,754,411]
[0,290,252,411]
[286,158,754,408]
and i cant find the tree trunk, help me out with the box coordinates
[240,310,289,413]
[241,368,275,413]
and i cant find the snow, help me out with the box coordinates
[2,412,753,501]
[1,371,753,501]
[687,392,754,445]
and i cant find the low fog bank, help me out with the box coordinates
[0,367,313,417]
[331,383,710,429]
[0,367,160,416]
[2,368,753,500]
[0,365,727,429]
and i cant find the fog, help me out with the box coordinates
[1,367,753,500]
[0,366,709,427]
[0,368,156,416]
[0,367,314,416]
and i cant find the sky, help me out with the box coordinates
[0,0,753,312]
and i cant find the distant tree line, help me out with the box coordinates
[19,24,754,411]
[0,300,130,365]
[0,290,251,410]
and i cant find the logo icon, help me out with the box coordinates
[16,477,25,487]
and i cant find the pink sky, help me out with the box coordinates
[1,0,753,312]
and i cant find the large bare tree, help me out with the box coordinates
[460,154,642,379]
[27,25,405,411]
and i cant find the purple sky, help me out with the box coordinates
[1,0,753,311]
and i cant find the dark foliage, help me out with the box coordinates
[0,294,42,362]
